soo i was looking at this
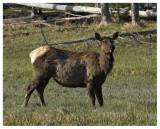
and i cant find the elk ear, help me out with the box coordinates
[95,32,102,41]
[112,32,119,40]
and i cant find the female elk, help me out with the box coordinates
[23,32,119,108]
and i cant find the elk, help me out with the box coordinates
[23,32,119,108]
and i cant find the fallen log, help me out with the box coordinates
[129,10,157,18]
[16,3,101,14]
[43,30,157,46]
[3,16,35,24]
[58,14,99,21]
[111,9,156,18]
[44,14,99,25]
[65,12,83,17]
[4,7,39,24]
[42,11,65,16]
[3,11,92,25]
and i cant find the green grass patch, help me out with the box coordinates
[3,21,157,126]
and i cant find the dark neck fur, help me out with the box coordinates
[99,51,114,75]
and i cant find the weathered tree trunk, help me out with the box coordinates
[131,3,141,26]
[100,3,112,25]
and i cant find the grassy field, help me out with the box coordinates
[3,20,157,126]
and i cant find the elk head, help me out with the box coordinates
[95,32,119,53]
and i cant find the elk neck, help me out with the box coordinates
[99,47,114,75]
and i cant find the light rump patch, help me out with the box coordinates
[30,46,50,64]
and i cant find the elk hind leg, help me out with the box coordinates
[23,76,45,108]
[23,81,36,108]
[36,78,49,106]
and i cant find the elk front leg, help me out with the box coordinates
[87,81,95,107]
[95,86,103,107]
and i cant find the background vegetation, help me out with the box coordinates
[3,5,157,126]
